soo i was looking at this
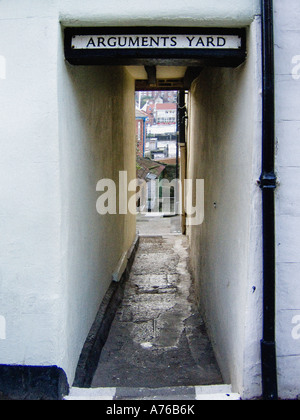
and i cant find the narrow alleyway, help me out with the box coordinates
[91,230,224,391]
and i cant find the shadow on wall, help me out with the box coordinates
[58,61,136,385]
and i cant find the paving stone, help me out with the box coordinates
[92,235,223,389]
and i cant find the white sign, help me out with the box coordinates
[72,34,242,50]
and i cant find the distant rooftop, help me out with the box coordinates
[156,103,177,110]
[136,156,166,181]
[135,108,148,118]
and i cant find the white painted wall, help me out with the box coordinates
[0,0,136,386]
[186,18,263,399]
[0,2,62,367]
[59,0,260,28]
[57,59,136,382]
[274,0,300,400]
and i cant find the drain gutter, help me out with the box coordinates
[259,0,278,400]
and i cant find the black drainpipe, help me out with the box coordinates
[259,0,278,400]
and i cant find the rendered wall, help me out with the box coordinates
[0,0,136,387]
[186,19,262,399]
[274,0,300,400]
[59,0,260,28]
[0,2,62,369]
[58,59,136,383]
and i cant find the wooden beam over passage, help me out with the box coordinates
[145,66,157,86]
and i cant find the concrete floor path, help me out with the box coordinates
[91,233,224,390]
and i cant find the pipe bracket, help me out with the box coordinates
[258,171,277,190]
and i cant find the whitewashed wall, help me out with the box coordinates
[59,0,260,27]
[0,0,137,386]
[0,2,62,368]
[57,61,136,382]
[274,0,300,400]
[186,18,263,399]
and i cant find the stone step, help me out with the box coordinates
[64,384,240,401]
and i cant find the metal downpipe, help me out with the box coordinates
[259,0,278,400]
